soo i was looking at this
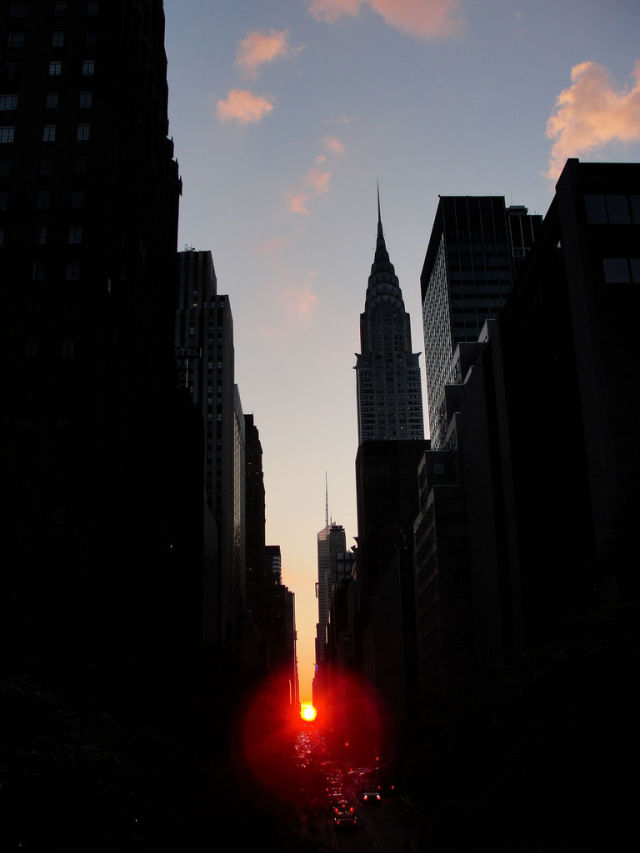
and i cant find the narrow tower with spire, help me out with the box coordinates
[355,191,425,443]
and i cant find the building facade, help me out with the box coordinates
[420,197,541,447]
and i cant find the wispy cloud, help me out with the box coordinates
[546,59,640,180]
[216,89,274,124]
[236,29,301,78]
[307,0,464,40]
[323,135,345,154]
[281,273,320,322]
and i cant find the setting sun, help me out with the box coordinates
[300,703,317,722]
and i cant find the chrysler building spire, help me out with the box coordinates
[355,192,425,444]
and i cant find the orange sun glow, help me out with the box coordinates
[300,703,317,722]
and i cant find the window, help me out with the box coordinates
[0,227,4,247]
[603,258,630,284]
[606,195,630,225]
[0,126,15,144]
[51,31,64,48]
[68,225,82,244]
[49,60,62,76]
[39,157,54,175]
[4,63,19,82]
[35,225,47,245]
[73,156,87,174]
[0,191,8,211]
[8,5,27,19]
[42,124,56,142]
[61,338,75,358]
[87,1,99,14]
[0,159,11,176]
[7,32,25,48]
[36,190,50,209]
[71,189,85,208]
[81,59,94,76]
[45,91,59,109]
[32,262,45,282]
[79,90,92,108]
[0,94,18,110]
[54,2,68,15]
[85,31,96,47]
[65,262,79,280]
[76,123,90,142]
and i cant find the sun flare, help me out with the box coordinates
[300,703,317,722]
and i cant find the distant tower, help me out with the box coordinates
[315,519,346,664]
[355,191,425,444]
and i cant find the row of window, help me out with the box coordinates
[0,91,93,110]
[48,59,95,76]
[8,2,99,17]
[0,189,86,209]
[31,261,81,280]
[585,194,640,226]
[0,122,90,143]
[1,156,90,177]
[7,29,97,49]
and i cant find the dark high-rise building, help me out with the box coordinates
[421,197,541,447]
[175,249,246,648]
[0,0,184,644]
[355,194,425,444]
[316,521,346,664]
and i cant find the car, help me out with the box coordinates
[333,800,357,830]
[359,785,382,804]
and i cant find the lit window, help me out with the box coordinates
[0,94,18,110]
[81,59,94,76]
[7,32,25,48]
[36,190,50,209]
[32,262,45,282]
[65,262,79,280]
[76,123,90,142]
[0,191,7,211]
[49,60,62,76]
[0,126,15,144]
[42,124,56,142]
[51,31,64,48]
[68,225,82,244]
[45,92,59,109]
[79,90,92,108]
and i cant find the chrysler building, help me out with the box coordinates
[355,195,425,444]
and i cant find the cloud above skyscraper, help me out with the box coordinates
[307,0,464,40]
[236,29,301,78]
[216,89,274,124]
[286,139,343,214]
[546,59,640,180]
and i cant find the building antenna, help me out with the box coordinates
[325,471,329,528]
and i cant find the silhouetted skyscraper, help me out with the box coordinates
[0,0,183,642]
[355,193,425,444]
[316,521,346,664]
[420,197,541,447]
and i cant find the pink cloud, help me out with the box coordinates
[281,277,320,321]
[236,29,298,77]
[546,60,640,180]
[308,0,464,40]
[323,135,345,154]
[216,89,274,124]
[287,164,332,214]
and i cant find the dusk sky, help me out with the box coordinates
[162,0,640,700]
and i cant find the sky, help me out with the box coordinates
[161,0,640,701]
